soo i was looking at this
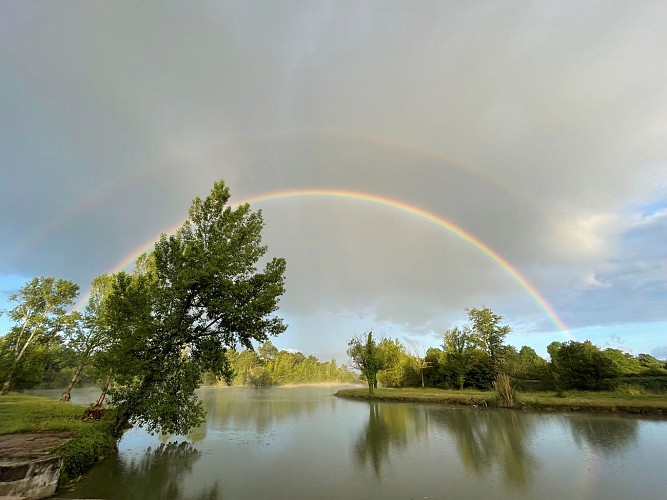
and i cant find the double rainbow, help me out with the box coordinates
[75,188,569,337]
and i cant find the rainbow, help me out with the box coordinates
[14,130,539,261]
[74,188,570,335]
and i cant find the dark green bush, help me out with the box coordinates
[55,415,117,486]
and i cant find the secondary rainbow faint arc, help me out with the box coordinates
[79,188,570,335]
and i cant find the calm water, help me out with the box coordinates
[37,386,667,499]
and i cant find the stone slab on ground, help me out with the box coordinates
[0,431,75,499]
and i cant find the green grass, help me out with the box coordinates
[0,392,117,487]
[335,387,667,415]
[0,393,97,435]
[517,390,667,414]
[335,387,496,406]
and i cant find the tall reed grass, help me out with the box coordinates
[493,373,515,408]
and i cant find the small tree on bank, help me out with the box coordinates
[347,331,398,396]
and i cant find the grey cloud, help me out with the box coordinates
[1,1,666,346]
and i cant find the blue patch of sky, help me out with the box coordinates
[505,321,667,360]
[641,200,667,216]
[0,274,31,335]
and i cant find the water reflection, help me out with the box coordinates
[353,402,428,476]
[566,414,638,456]
[62,442,218,500]
[429,408,536,489]
[56,387,666,500]
[190,386,326,440]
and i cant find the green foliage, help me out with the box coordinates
[466,306,512,370]
[102,181,287,435]
[514,346,549,381]
[547,340,621,391]
[376,339,415,388]
[0,277,80,394]
[60,274,116,400]
[347,332,400,396]
[225,348,262,385]
[602,348,643,376]
[378,350,421,388]
[637,354,667,375]
[55,417,117,486]
[442,326,475,389]
[465,350,495,389]
[422,308,513,391]
[222,342,357,387]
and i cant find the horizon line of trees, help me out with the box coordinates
[206,340,357,387]
[347,307,667,394]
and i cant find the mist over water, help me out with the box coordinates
[49,386,666,499]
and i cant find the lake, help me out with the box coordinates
[38,385,667,499]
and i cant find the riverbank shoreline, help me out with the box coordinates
[0,393,116,498]
[334,387,667,416]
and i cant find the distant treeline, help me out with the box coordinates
[205,341,358,387]
[348,308,667,394]
[0,338,357,391]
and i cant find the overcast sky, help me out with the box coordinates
[1,1,666,362]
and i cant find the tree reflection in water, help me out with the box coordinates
[354,402,428,476]
[120,442,201,499]
[566,414,638,456]
[63,441,218,500]
[429,408,536,489]
[190,386,324,440]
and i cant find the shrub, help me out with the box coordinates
[55,416,117,486]
[616,384,645,396]
[493,373,515,408]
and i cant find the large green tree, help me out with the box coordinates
[1,277,79,394]
[466,307,511,373]
[106,181,287,435]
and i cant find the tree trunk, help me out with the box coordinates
[0,376,12,395]
[96,369,113,407]
[112,409,130,438]
[60,365,84,401]
[0,361,18,395]
[367,372,378,397]
[421,371,425,388]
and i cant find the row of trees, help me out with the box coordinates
[348,308,667,394]
[0,277,82,395]
[214,340,357,386]
[0,181,290,436]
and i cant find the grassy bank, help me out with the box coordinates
[0,393,116,486]
[335,387,667,415]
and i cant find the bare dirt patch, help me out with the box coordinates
[0,431,76,460]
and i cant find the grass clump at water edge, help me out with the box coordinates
[493,373,515,408]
